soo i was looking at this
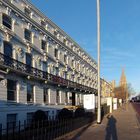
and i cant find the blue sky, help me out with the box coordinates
[30,0,140,93]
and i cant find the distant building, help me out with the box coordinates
[119,69,127,88]
[114,69,128,101]
[111,80,116,91]
[101,78,113,98]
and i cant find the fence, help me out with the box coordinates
[0,104,110,140]
[0,115,96,140]
[101,104,110,120]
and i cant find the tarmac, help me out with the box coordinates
[69,103,140,140]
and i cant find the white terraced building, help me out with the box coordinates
[0,0,97,128]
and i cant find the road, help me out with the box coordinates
[132,102,140,116]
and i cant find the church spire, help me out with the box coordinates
[119,68,127,87]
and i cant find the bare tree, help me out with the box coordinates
[126,83,136,98]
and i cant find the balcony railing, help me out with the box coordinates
[0,52,97,94]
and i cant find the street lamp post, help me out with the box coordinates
[97,0,101,124]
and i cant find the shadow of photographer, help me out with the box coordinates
[105,115,118,140]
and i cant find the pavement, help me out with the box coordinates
[68,103,140,140]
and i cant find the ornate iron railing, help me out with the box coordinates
[0,52,97,94]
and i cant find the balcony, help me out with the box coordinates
[0,52,97,94]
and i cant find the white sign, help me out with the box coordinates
[113,98,118,110]
[107,97,113,113]
[83,94,95,110]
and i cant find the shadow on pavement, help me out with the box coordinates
[70,123,93,140]
[105,115,118,140]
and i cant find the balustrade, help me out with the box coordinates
[0,52,97,93]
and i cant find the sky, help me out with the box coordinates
[30,0,140,93]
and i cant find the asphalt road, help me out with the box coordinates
[132,102,140,116]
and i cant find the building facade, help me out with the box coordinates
[0,0,97,127]
[101,78,113,98]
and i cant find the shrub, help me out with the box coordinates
[75,108,85,118]
[101,106,105,120]
[58,108,73,119]
[32,110,47,122]
[85,112,95,121]
[85,112,94,118]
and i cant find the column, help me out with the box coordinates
[75,93,78,105]
[16,82,20,103]
[31,32,34,44]
[32,56,35,68]
[48,88,50,104]
[12,19,15,32]
[13,47,16,59]
[59,90,62,104]
[0,12,2,26]
[46,42,49,53]
[33,86,36,103]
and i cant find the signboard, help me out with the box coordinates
[83,94,95,110]
[107,97,112,106]
[113,98,118,110]
[107,97,113,113]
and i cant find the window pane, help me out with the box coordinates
[44,88,48,104]
[7,79,16,101]
[26,53,32,73]
[64,55,67,63]
[25,29,31,41]
[27,84,34,103]
[26,53,32,66]
[43,61,47,72]
[2,14,12,29]
[41,40,46,50]
[65,92,68,103]
[4,41,13,57]
[56,90,60,104]
[56,67,59,76]
[3,41,13,66]
[54,49,58,58]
